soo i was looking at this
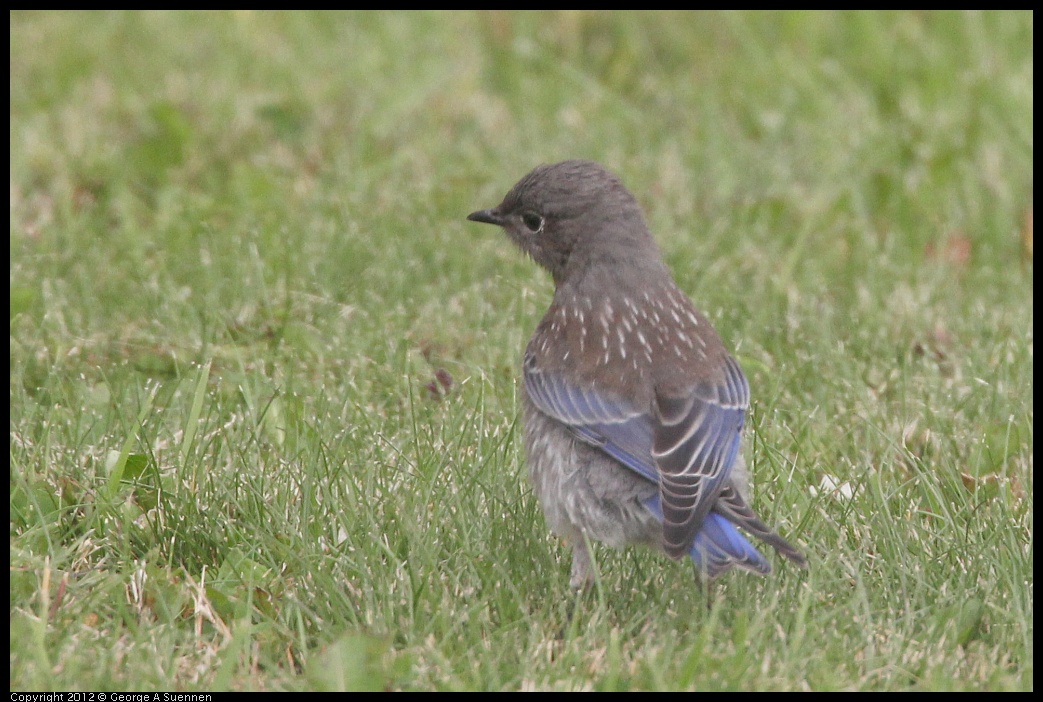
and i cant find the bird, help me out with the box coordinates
[467,160,806,589]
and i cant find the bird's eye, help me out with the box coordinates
[521,212,544,233]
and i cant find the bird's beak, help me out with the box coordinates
[467,209,503,226]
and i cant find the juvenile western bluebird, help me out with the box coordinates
[467,160,806,589]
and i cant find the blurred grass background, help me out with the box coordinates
[10,11,1032,691]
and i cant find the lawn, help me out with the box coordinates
[10,10,1033,691]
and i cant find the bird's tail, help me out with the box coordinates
[645,488,806,578]
[713,485,807,569]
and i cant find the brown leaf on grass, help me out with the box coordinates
[925,231,972,269]
[911,322,955,376]
[960,471,1001,497]
[424,368,454,401]
[48,571,68,620]
[1009,473,1026,501]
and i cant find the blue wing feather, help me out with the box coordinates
[524,354,769,576]
[644,496,770,575]
[652,357,750,557]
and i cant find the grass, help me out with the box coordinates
[10,10,1032,691]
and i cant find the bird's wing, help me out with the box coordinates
[523,352,657,483]
[524,352,769,575]
[652,354,749,559]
